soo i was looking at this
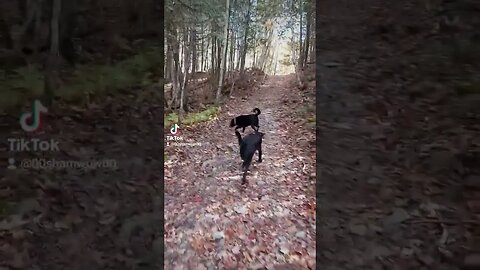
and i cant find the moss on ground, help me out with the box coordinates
[164,106,220,128]
[0,46,162,110]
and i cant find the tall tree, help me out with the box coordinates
[303,1,311,66]
[297,0,304,68]
[43,0,61,106]
[239,0,252,74]
[216,0,230,104]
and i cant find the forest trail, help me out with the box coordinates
[164,75,316,269]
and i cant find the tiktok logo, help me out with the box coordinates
[170,124,180,135]
[19,100,48,132]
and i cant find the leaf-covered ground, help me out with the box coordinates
[164,75,316,269]
[316,0,480,269]
[0,85,165,269]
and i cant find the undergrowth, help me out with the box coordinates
[0,199,10,219]
[165,106,220,128]
[456,81,480,96]
[0,46,162,110]
[297,103,316,128]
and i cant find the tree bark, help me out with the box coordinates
[59,0,77,66]
[43,0,61,107]
[309,11,315,63]
[165,44,172,83]
[179,27,190,120]
[297,0,304,68]
[216,38,221,74]
[304,6,311,67]
[229,30,235,72]
[169,27,181,108]
[239,0,252,74]
[201,24,204,72]
[191,27,197,74]
[17,0,39,51]
[205,32,209,71]
[211,29,215,75]
[252,35,256,68]
[215,0,230,105]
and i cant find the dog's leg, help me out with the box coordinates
[241,162,248,185]
[242,127,246,132]
[242,170,248,185]
[235,131,242,146]
[258,143,262,163]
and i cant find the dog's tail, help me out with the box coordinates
[230,118,236,127]
[253,108,261,115]
[235,130,242,146]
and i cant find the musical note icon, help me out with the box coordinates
[19,100,48,132]
[170,124,179,135]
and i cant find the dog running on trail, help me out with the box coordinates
[230,108,261,132]
[235,130,264,185]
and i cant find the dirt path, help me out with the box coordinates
[164,75,316,269]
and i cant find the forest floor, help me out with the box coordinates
[0,73,317,269]
[316,51,479,270]
[0,86,165,269]
[164,74,316,269]
[316,0,480,269]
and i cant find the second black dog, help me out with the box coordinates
[235,130,264,185]
[230,108,261,132]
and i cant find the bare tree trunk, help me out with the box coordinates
[170,28,181,108]
[165,47,172,82]
[229,30,235,71]
[168,48,176,107]
[59,0,77,66]
[179,37,184,84]
[215,0,230,105]
[297,0,304,68]
[216,39,221,74]
[309,12,315,63]
[33,0,42,56]
[224,28,229,74]
[43,0,61,107]
[252,36,256,68]
[177,30,184,103]
[191,27,197,74]
[304,7,311,67]
[259,29,273,71]
[179,27,191,121]
[16,0,40,51]
[290,27,296,66]
[211,34,217,90]
[211,31,215,75]
[213,38,221,90]
[239,0,252,74]
[0,17,13,49]
[205,33,209,71]
[201,25,205,72]
[235,36,241,70]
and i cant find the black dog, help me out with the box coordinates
[230,108,261,132]
[235,130,264,185]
